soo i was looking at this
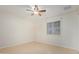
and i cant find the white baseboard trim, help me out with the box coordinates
[0,40,34,49]
[36,40,79,51]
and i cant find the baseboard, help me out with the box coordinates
[36,40,79,51]
[0,40,34,49]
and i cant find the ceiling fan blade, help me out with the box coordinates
[38,13,41,16]
[39,10,46,12]
[34,5,39,10]
[35,5,38,8]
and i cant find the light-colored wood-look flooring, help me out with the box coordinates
[0,42,78,54]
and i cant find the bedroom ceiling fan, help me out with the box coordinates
[26,5,46,16]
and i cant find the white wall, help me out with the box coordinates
[35,10,79,51]
[0,12,34,48]
[1,6,79,51]
[61,11,79,50]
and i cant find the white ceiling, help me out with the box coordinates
[0,5,79,18]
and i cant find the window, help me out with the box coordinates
[47,21,60,35]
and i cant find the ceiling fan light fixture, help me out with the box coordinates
[34,11,39,14]
[26,5,46,16]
